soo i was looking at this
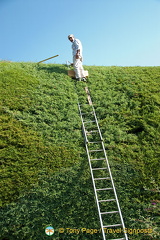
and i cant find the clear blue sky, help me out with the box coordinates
[0,0,160,66]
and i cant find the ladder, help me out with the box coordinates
[78,87,128,240]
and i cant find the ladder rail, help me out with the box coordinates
[78,101,106,239]
[91,104,103,141]
[78,102,88,143]
[85,91,128,239]
[85,141,106,240]
[101,141,128,240]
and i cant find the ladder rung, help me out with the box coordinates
[92,168,107,170]
[106,238,126,240]
[103,224,122,228]
[99,199,116,202]
[81,111,94,115]
[94,177,110,180]
[101,211,119,214]
[88,141,102,144]
[83,120,96,123]
[86,130,98,134]
[91,158,106,161]
[89,149,103,152]
[96,188,113,191]
[92,167,107,170]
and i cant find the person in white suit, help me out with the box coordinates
[68,34,86,81]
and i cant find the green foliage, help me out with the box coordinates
[87,66,160,189]
[0,111,80,206]
[0,165,101,240]
[0,62,38,111]
[0,62,82,206]
[0,62,159,239]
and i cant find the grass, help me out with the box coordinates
[0,61,159,240]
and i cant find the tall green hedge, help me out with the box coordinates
[0,62,159,240]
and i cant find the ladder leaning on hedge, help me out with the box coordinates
[78,87,128,240]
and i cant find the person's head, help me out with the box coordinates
[68,34,74,42]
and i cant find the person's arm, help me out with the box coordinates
[74,39,81,59]
[76,49,80,59]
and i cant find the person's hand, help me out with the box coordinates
[76,53,79,59]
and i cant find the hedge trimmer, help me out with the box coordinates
[37,54,59,64]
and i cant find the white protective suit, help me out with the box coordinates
[72,38,85,79]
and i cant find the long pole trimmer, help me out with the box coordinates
[37,54,59,64]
